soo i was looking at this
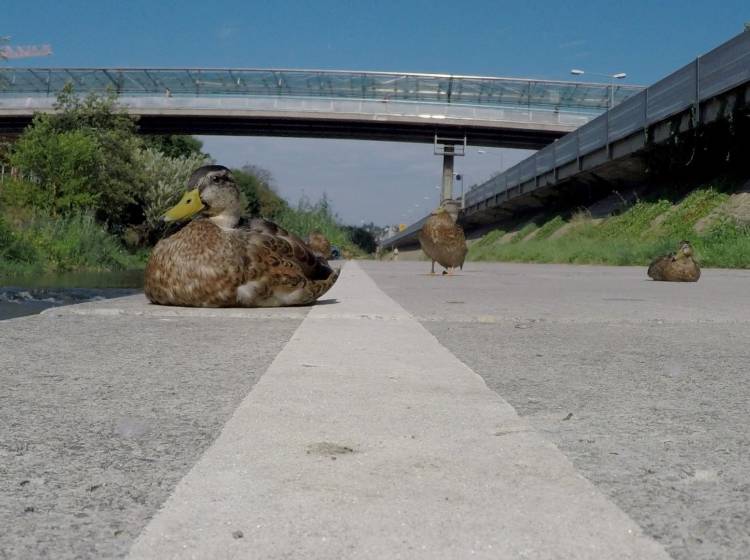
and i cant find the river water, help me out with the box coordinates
[0,269,143,321]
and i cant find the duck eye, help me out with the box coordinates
[212,175,220,183]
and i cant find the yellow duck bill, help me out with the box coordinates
[163,189,205,222]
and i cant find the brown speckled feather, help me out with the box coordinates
[418,212,468,270]
[145,219,338,307]
[241,218,331,280]
[307,232,332,259]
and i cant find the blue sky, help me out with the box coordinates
[4,1,749,224]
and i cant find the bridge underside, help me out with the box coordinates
[0,113,565,149]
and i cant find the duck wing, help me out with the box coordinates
[647,252,675,280]
[438,222,468,268]
[418,216,441,261]
[240,231,339,306]
[239,217,335,281]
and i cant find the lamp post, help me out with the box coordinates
[455,173,465,208]
[570,69,627,108]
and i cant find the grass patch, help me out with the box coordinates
[509,222,538,243]
[272,198,363,256]
[466,184,750,268]
[692,218,750,268]
[533,216,566,240]
[656,188,728,238]
[596,200,671,239]
[472,228,506,248]
[0,212,145,275]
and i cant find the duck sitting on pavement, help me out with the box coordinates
[418,205,468,275]
[144,165,339,307]
[647,240,701,282]
[306,231,332,259]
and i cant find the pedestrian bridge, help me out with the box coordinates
[0,68,642,149]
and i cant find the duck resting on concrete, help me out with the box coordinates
[418,205,468,275]
[647,240,701,282]
[144,165,339,307]
[306,231,332,259]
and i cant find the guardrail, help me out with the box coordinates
[0,68,642,115]
[463,29,750,211]
[0,94,596,130]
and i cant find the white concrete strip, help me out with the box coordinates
[40,294,311,321]
[127,261,670,560]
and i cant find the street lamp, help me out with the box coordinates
[454,173,466,208]
[570,69,627,108]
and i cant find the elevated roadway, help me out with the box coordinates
[382,29,750,249]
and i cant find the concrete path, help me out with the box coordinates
[362,261,750,560]
[126,262,668,559]
[0,298,306,559]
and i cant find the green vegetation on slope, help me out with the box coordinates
[468,184,750,268]
[0,212,146,275]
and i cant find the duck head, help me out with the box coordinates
[676,240,694,259]
[433,199,460,222]
[163,165,242,228]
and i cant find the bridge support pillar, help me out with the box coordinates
[440,145,455,203]
[434,134,466,206]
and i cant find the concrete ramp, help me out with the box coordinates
[128,261,669,559]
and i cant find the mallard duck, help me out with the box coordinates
[647,240,701,282]
[144,165,339,307]
[306,231,332,259]
[418,206,468,274]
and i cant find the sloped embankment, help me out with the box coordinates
[468,179,750,268]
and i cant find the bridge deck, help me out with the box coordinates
[0,68,642,146]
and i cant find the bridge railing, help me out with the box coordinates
[0,68,642,114]
[463,29,750,211]
[0,93,597,129]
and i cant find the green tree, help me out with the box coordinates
[9,129,102,212]
[9,84,144,227]
[232,165,287,218]
[143,135,206,159]
[134,147,209,240]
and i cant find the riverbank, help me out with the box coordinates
[467,179,750,268]
[0,212,147,277]
[0,269,143,320]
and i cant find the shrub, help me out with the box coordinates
[273,195,360,255]
[134,147,209,236]
[5,212,143,273]
[8,85,144,228]
[232,166,288,219]
[0,215,37,264]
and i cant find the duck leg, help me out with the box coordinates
[431,260,436,274]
